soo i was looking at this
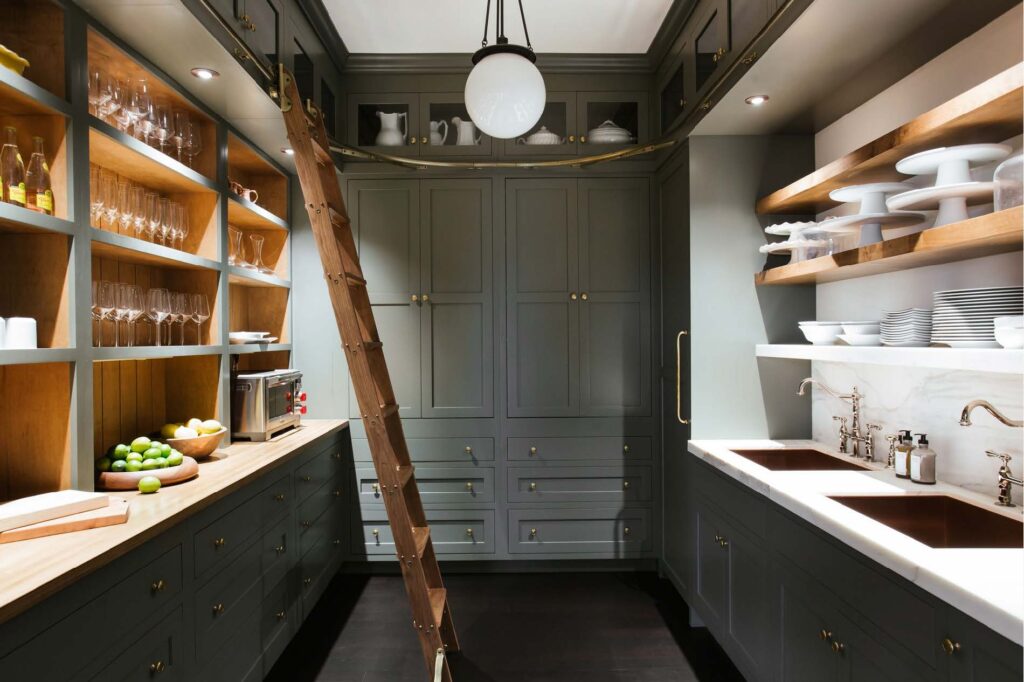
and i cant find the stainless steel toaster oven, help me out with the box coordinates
[231,369,305,441]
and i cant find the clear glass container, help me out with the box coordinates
[994,153,1023,211]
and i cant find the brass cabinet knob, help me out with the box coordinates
[831,641,845,655]
[422,294,430,302]
[624,527,631,536]
[819,629,832,641]
[529,446,537,456]
[941,638,961,655]
[332,452,341,460]
[465,481,474,492]
[275,545,285,555]
[529,528,537,538]
[719,537,729,548]
[150,661,165,674]
[333,489,342,497]
[302,475,312,482]
[410,137,417,144]
[301,520,312,529]
[570,292,578,301]
[273,493,285,502]
[679,98,687,108]
[465,446,473,455]
[623,480,631,490]
[700,100,711,111]
[580,135,587,143]
[372,483,380,495]
[580,292,588,301]
[276,611,287,621]
[303,577,312,587]
[568,134,576,143]
[333,539,341,546]
[466,528,474,537]
[213,537,226,549]
[372,528,380,537]
[212,603,225,616]
[411,294,419,302]
[421,136,428,144]
[529,482,537,491]
[623,444,630,453]
[150,579,166,593]
[713,534,722,544]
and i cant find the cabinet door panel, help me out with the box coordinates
[357,304,420,418]
[579,178,650,416]
[946,609,1024,682]
[779,581,839,682]
[728,526,772,676]
[694,505,728,631]
[507,179,579,417]
[243,0,280,67]
[421,180,493,417]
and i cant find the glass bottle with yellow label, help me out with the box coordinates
[25,137,53,215]
[1,126,26,208]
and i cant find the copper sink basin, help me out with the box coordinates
[731,448,871,472]
[828,495,1024,549]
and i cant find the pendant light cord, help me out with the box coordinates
[517,0,533,50]
[481,0,531,50]
[481,0,491,46]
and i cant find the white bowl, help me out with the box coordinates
[994,327,1024,349]
[842,322,881,335]
[839,333,882,347]
[800,324,843,345]
[994,315,1024,329]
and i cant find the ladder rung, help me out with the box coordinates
[412,526,430,557]
[428,588,447,628]
[328,202,349,228]
[378,403,399,419]
[345,272,367,286]
[397,465,414,487]
[311,138,332,166]
[362,340,383,351]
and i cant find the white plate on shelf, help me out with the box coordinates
[931,340,1001,348]
[230,335,278,344]
[882,340,930,347]
[886,182,998,211]
[838,333,882,346]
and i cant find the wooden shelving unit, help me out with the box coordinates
[755,208,1023,286]
[756,344,1023,375]
[756,65,1023,215]
[0,12,292,503]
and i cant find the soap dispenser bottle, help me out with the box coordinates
[910,433,936,484]
[894,430,913,479]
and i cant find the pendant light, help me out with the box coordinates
[465,0,546,139]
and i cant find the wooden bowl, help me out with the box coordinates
[165,427,227,460]
[97,456,199,491]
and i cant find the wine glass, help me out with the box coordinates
[115,283,135,346]
[130,185,147,239]
[100,171,119,230]
[145,192,161,243]
[176,205,190,251]
[91,280,103,346]
[167,202,183,251]
[172,111,189,163]
[89,165,104,224]
[151,102,173,153]
[182,121,203,169]
[158,198,172,246]
[97,280,115,347]
[146,288,169,346]
[173,292,190,345]
[116,182,133,234]
[125,285,144,346]
[110,81,132,131]
[191,293,210,345]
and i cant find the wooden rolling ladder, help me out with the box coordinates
[277,66,459,682]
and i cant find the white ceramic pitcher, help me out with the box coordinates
[375,111,407,146]
[451,117,482,146]
[429,120,449,146]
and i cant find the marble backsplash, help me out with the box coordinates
[810,362,1024,496]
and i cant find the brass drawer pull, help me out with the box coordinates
[580,292,588,301]
[372,483,380,495]
[212,603,225,616]
[275,545,286,555]
[529,528,537,538]
[213,537,226,549]
[150,661,165,674]
[372,528,380,537]
[466,528,474,537]
[275,611,287,621]
[568,134,576,143]
[333,539,341,546]
[273,493,285,502]
[410,136,417,144]
[301,520,312,529]
[465,446,473,455]
[718,537,728,548]
[150,579,166,593]
[529,446,537,456]
[333,489,342,497]
[303,577,312,587]
[623,527,631,536]
[302,475,312,482]
[941,638,961,655]
[623,480,631,490]
[831,641,845,655]
[623,444,630,453]
[569,292,578,301]
[332,451,341,460]
[465,482,474,492]
[712,47,727,63]
[529,482,537,491]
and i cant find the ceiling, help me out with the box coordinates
[324,0,675,54]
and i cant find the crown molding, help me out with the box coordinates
[647,0,699,68]
[343,52,653,75]
[297,0,350,71]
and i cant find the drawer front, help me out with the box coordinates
[355,466,495,505]
[194,493,262,579]
[261,576,295,669]
[195,602,261,682]
[295,442,345,503]
[91,607,183,682]
[508,508,651,554]
[507,465,652,503]
[300,491,345,557]
[297,475,343,539]
[105,544,183,635]
[194,541,263,664]
[261,515,292,595]
[353,510,496,555]
[259,472,292,524]
[692,457,767,538]
[299,536,337,618]
[354,437,495,463]
[508,436,652,462]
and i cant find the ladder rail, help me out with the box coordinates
[278,66,458,682]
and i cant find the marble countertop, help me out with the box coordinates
[688,438,1024,646]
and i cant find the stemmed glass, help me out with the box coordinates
[88,70,113,117]
[100,171,118,230]
[130,186,147,239]
[145,192,161,243]
[182,121,202,168]
[172,111,189,163]
[115,283,135,346]
[96,280,115,347]
[228,226,244,267]
[151,102,173,153]
[124,285,144,346]
[191,293,210,345]
[89,165,104,224]
[173,292,190,345]
[147,288,169,346]
[116,182,133,235]
[132,80,154,143]
[158,198,172,246]
[176,206,190,251]
[91,281,103,346]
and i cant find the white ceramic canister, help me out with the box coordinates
[5,317,36,349]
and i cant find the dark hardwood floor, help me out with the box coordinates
[267,571,745,681]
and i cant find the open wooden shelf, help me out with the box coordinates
[227,194,289,231]
[89,121,218,195]
[231,349,291,373]
[0,232,71,349]
[0,97,70,221]
[229,284,290,344]
[0,361,72,503]
[227,132,289,223]
[0,68,71,119]
[91,228,220,271]
[228,266,290,289]
[756,344,1023,375]
[92,355,222,460]
[0,348,76,366]
[228,343,292,355]
[0,1,66,101]
[0,202,75,236]
[755,207,1023,286]
[92,345,224,361]
[756,65,1024,215]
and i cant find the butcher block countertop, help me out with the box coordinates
[0,419,348,626]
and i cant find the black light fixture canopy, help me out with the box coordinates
[472,0,536,65]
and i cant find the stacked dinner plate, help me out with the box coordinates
[931,286,1023,348]
[880,308,932,347]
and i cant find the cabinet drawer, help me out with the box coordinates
[354,437,495,463]
[508,436,651,461]
[259,472,292,524]
[355,466,495,505]
[261,576,296,671]
[353,510,495,555]
[507,465,652,503]
[298,475,343,539]
[261,515,291,596]
[295,442,345,503]
[508,508,650,554]
[90,607,183,681]
[195,601,261,682]
[300,491,344,557]
[194,541,263,664]
[299,536,338,618]
[194,493,262,579]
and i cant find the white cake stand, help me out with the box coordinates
[822,183,925,246]
[888,144,1012,226]
[759,238,828,265]
[764,221,818,237]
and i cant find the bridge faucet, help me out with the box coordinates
[985,451,1024,507]
[959,400,1024,428]
[797,379,875,459]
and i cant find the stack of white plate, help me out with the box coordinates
[931,287,1023,348]
[880,308,932,347]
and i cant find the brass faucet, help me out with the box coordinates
[797,378,880,461]
[959,399,1024,428]
[985,451,1023,507]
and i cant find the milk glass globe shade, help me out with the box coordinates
[465,51,546,139]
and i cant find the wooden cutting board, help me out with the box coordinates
[97,456,199,491]
[0,497,129,544]
[0,490,109,533]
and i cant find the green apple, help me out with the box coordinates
[130,436,152,453]
[95,457,112,472]
[138,476,161,494]
[111,460,128,473]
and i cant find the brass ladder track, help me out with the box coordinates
[278,66,459,682]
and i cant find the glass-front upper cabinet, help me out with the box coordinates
[692,0,731,97]
[347,93,420,154]
[238,0,281,69]
[419,93,493,157]
[578,92,648,151]
[503,92,577,157]
[659,53,688,134]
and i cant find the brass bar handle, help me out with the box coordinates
[941,638,961,655]
[676,330,690,425]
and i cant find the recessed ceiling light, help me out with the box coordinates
[190,67,220,80]
[281,147,294,155]
[744,95,769,106]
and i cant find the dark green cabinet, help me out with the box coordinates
[691,0,731,97]
[348,178,493,419]
[419,93,494,157]
[503,92,578,157]
[507,178,650,418]
[237,0,281,68]
[944,609,1024,682]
